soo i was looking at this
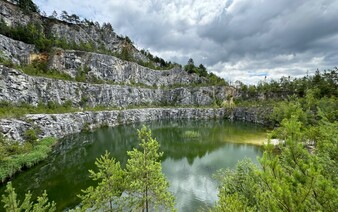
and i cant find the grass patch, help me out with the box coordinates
[0,101,79,119]
[19,60,73,81]
[0,99,222,119]
[0,137,57,183]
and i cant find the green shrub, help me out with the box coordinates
[24,128,38,144]
[82,122,91,132]
[80,96,88,107]
[0,137,57,182]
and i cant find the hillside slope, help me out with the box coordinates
[0,0,237,142]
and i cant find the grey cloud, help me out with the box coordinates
[35,0,338,84]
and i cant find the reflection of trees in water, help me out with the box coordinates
[17,119,262,186]
[0,119,265,211]
[150,120,263,165]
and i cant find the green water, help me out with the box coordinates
[0,119,266,211]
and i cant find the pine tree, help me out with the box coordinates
[78,152,125,211]
[78,126,176,211]
[1,182,56,211]
[214,114,338,211]
[125,126,176,211]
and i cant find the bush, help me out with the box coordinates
[0,137,57,182]
[23,128,38,144]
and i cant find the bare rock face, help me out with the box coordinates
[0,1,40,26]
[0,2,245,143]
[0,0,147,62]
[0,107,271,142]
[48,49,207,87]
[0,108,228,142]
[0,34,35,65]
[0,65,231,107]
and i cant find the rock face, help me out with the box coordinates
[0,0,147,62]
[0,35,208,87]
[0,108,228,142]
[0,107,271,142]
[0,0,40,26]
[231,107,272,125]
[49,49,207,87]
[0,66,232,107]
[1,2,267,145]
[0,34,35,65]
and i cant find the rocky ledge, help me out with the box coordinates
[0,107,271,142]
[0,66,234,107]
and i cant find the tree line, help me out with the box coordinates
[215,72,337,211]
[214,79,338,211]
[238,68,337,100]
[184,58,228,86]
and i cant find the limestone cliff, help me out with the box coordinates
[0,107,271,142]
[48,49,207,87]
[0,0,246,143]
[0,65,233,107]
[0,0,147,62]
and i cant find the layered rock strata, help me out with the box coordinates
[0,107,271,142]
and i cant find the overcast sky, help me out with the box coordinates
[35,0,338,84]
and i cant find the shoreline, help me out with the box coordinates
[0,107,271,143]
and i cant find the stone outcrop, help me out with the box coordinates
[0,108,227,142]
[48,49,207,87]
[0,66,232,107]
[0,34,35,65]
[0,0,147,62]
[0,107,271,142]
[0,34,207,87]
[231,107,272,125]
[0,0,40,26]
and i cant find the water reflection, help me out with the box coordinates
[0,119,265,211]
[163,143,261,211]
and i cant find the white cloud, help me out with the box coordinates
[35,0,338,84]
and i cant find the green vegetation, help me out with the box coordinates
[214,113,338,211]
[1,127,175,211]
[0,100,78,119]
[19,60,73,81]
[10,0,39,13]
[0,137,57,182]
[184,58,228,86]
[237,68,337,101]
[183,130,201,138]
[1,182,55,211]
[213,81,338,211]
[270,90,337,126]
[78,152,125,211]
[78,126,175,211]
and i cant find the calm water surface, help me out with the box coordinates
[0,119,266,211]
